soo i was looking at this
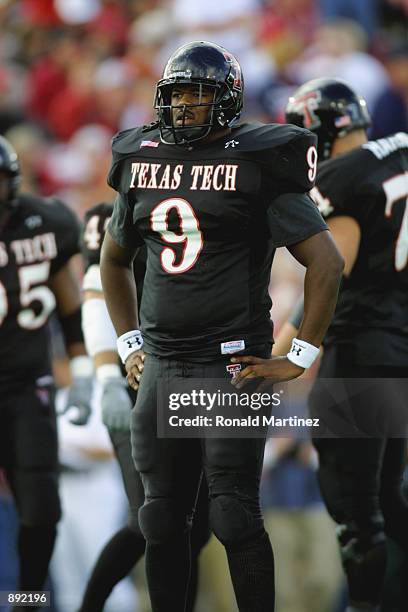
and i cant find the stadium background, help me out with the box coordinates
[0,1,407,611]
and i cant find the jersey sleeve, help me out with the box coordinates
[267,192,327,248]
[107,193,144,250]
[273,131,318,193]
[51,200,81,273]
[107,127,144,192]
[81,203,114,270]
[256,126,318,194]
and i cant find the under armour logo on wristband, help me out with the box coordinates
[287,338,319,369]
[117,330,144,364]
[126,337,142,349]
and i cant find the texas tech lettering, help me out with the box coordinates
[10,233,58,265]
[129,162,238,192]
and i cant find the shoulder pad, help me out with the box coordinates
[109,126,161,190]
[234,122,317,192]
[111,125,160,157]
[233,122,314,152]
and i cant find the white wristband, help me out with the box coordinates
[287,338,320,369]
[96,363,122,382]
[70,355,94,378]
[117,330,143,364]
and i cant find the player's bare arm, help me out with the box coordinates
[232,230,344,387]
[50,254,87,358]
[272,215,361,357]
[100,231,144,390]
[289,230,344,346]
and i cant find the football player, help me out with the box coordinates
[266,78,408,612]
[0,135,93,607]
[100,41,344,612]
[79,202,209,612]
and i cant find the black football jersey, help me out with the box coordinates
[82,202,146,305]
[0,194,80,390]
[107,121,327,361]
[311,132,408,366]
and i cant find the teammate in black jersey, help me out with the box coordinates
[78,203,209,612]
[266,78,408,612]
[100,42,343,612]
[0,135,93,607]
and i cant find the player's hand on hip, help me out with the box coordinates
[125,349,145,391]
[63,376,93,425]
[101,377,133,431]
[230,355,304,389]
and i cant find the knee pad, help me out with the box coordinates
[209,494,263,548]
[12,469,61,527]
[337,521,386,606]
[139,498,186,545]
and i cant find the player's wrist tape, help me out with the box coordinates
[117,330,143,364]
[286,338,319,369]
[82,298,117,357]
[96,363,122,382]
[70,355,94,378]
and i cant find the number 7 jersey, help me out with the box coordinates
[311,132,408,366]
[107,121,327,361]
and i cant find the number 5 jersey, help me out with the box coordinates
[0,194,80,390]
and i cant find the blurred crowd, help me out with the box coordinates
[1,1,408,611]
[0,0,407,229]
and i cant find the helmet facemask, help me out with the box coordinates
[155,79,236,145]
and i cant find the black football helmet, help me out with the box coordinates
[285,78,371,160]
[0,135,21,211]
[154,41,244,145]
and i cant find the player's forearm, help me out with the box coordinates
[101,263,138,335]
[298,258,342,347]
[100,237,139,336]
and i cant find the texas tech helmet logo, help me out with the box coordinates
[291,90,322,130]
[223,52,243,92]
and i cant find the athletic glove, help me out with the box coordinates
[101,377,133,432]
[59,356,93,425]
[63,375,93,425]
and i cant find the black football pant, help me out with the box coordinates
[131,353,275,612]
[79,392,210,612]
[309,344,408,608]
[0,381,60,597]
